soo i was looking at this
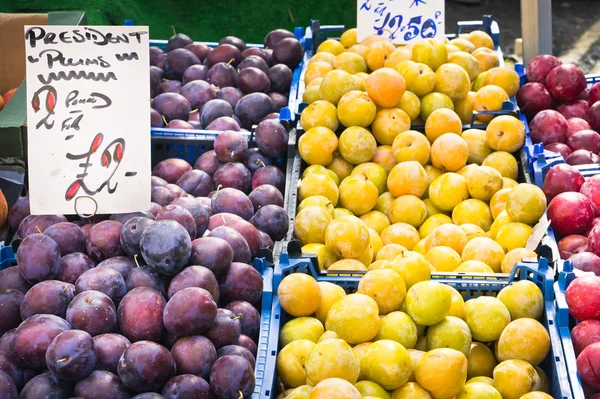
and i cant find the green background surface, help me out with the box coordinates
[0,0,357,42]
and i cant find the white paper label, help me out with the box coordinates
[357,0,445,44]
[25,26,151,215]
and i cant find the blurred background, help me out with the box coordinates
[1,0,600,71]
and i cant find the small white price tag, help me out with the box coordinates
[357,0,445,44]
[526,213,551,251]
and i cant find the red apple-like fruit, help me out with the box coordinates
[559,235,588,259]
[526,54,563,84]
[548,192,595,236]
[581,176,600,216]
[589,101,600,131]
[588,224,600,257]
[572,320,600,355]
[566,149,600,165]
[568,130,600,153]
[566,275,600,321]
[542,163,585,200]
[530,109,569,144]
[589,83,600,106]
[587,218,600,236]
[577,342,600,390]
[516,82,553,119]
[557,100,590,121]
[569,252,600,276]
[546,64,587,102]
[567,117,592,137]
[544,142,572,159]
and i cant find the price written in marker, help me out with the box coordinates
[357,0,445,44]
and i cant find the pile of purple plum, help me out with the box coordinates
[150,29,304,131]
[0,131,290,398]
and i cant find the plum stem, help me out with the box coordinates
[35,226,42,234]
[238,391,243,399]
[190,109,198,114]
[162,78,170,82]
[256,159,266,168]
[231,150,235,157]
[211,84,221,93]
[134,254,140,267]
[232,314,242,321]
[162,115,168,126]
[86,297,93,304]
[57,357,68,363]
[215,184,222,197]
[227,58,236,66]
[171,26,177,36]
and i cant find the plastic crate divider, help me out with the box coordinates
[252,257,275,398]
[0,244,16,271]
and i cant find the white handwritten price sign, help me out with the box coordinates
[357,0,445,44]
[24,26,151,216]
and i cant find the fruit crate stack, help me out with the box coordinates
[262,256,573,398]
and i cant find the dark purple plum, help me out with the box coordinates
[153,53,167,70]
[238,55,269,73]
[151,66,163,98]
[249,184,284,211]
[161,330,180,351]
[242,47,267,61]
[206,116,240,131]
[204,309,241,349]
[166,119,193,129]
[43,222,86,256]
[154,158,193,184]
[189,120,203,129]
[162,374,211,399]
[127,267,167,297]
[268,64,293,94]
[151,109,164,127]
[22,215,68,238]
[74,370,131,399]
[209,355,254,399]
[0,329,15,354]
[150,47,165,66]
[140,220,192,276]
[184,43,212,61]
[93,333,131,373]
[170,197,211,237]
[264,29,296,49]
[75,267,127,304]
[164,183,188,199]
[208,227,251,264]
[46,330,96,380]
[156,205,197,240]
[244,148,272,173]
[133,394,165,399]
[11,314,71,369]
[168,266,219,302]
[19,372,72,399]
[150,203,163,217]
[258,230,273,249]
[110,212,154,225]
[235,93,274,129]
[67,290,117,336]
[213,163,252,193]
[219,262,263,305]
[200,99,234,127]
[273,37,304,69]
[188,109,200,122]
[163,287,217,336]
[0,266,32,294]
[211,188,254,220]
[214,131,248,162]
[250,204,289,241]
[86,220,124,263]
[252,165,286,193]
[0,290,23,336]
[118,341,176,393]
[166,33,192,52]
[219,36,246,52]
[165,49,200,81]
[118,287,166,343]
[237,67,271,94]
[193,150,223,176]
[120,217,156,258]
[262,48,274,66]
[152,186,177,206]
[207,213,243,230]
[0,351,23,390]
[255,119,288,158]
[81,223,94,240]
[236,334,258,357]
[268,92,288,110]
[217,86,244,108]
[20,280,74,320]
[206,44,242,68]
[56,253,95,284]
[152,176,168,187]
[189,237,233,279]
[97,256,137,279]
[17,214,36,238]
[7,195,29,232]
[262,112,280,120]
[17,233,61,284]
[222,219,262,258]
[151,93,192,122]
[0,369,18,399]
[180,80,217,110]
[182,64,208,84]
[225,301,261,341]
[217,345,256,366]
[207,62,238,88]
[160,80,182,94]
[197,197,212,209]
[170,336,216,379]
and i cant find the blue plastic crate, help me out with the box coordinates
[0,243,16,271]
[555,260,590,398]
[261,258,572,399]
